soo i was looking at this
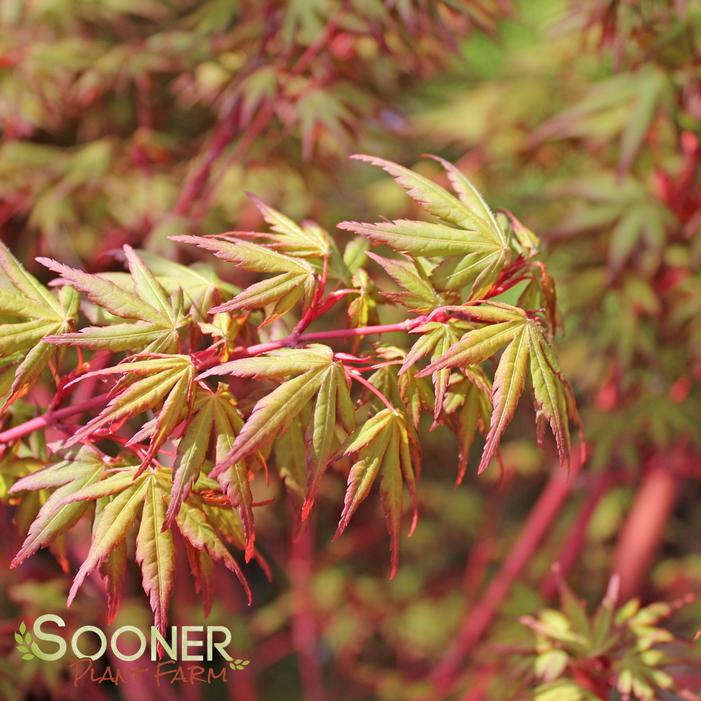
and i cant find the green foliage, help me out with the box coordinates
[522,575,691,701]
[0,156,578,622]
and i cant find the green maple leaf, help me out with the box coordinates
[334,408,419,579]
[39,244,188,353]
[420,303,578,473]
[202,345,355,517]
[63,354,196,471]
[0,241,78,409]
[338,154,511,299]
[172,200,328,325]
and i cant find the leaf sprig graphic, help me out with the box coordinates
[14,621,35,661]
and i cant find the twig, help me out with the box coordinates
[0,393,111,445]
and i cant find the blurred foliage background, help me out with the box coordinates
[1,0,701,699]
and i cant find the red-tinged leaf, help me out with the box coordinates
[431,247,506,295]
[209,270,312,321]
[380,420,403,579]
[335,409,418,576]
[0,241,65,318]
[338,219,500,258]
[53,468,142,509]
[210,393,256,560]
[172,235,312,275]
[211,365,328,478]
[528,325,576,468]
[274,415,307,512]
[425,154,504,244]
[9,449,101,494]
[336,435,389,538]
[65,356,194,464]
[397,419,419,535]
[419,320,523,376]
[175,499,251,605]
[38,254,183,353]
[367,251,439,311]
[123,244,175,325]
[454,382,491,485]
[164,394,214,529]
[136,477,175,635]
[200,345,333,381]
[38,257,165,325]
[95,498,127,624]
[478,326,530,474]
[46,322,170,351]
[248,194,328,258]
[349,154,490,231]
[68,476,150,606]
[11,458,106,568]
[101,541,127,624]
[184,541,214,618]
[0,288,63,321]
[303,365,339,521]
[134,367,194,472]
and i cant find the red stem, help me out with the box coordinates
[349,371,395,412]
[429,459,581,696]
[0,393,111,445]
[216,318,424,363]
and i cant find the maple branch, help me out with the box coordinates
[613,462,679,601]
[224,318,425,360]
[0,393,111,445]
[429,457,582,696]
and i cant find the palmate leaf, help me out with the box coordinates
[334,408,418,578]
[367,251,440,312]
[100,252,239,322]
[339,154,509,298]
[248,195,329,259]
[9,447,109,568]
[63,355,196,471]
[164,384,261,562]
[420,303,578,473]
[39,245,187,353]
[0,242,78,409]
[173,214,323,324]
[201,345,355,515]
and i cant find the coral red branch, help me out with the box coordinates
[429,457,582,696]
[0,393,111,445]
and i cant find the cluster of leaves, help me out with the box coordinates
[521,575,695,701]
[0,156,578,633]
